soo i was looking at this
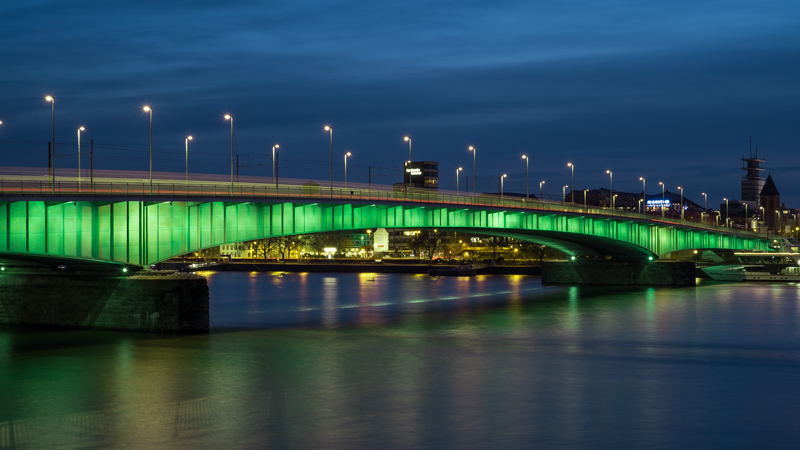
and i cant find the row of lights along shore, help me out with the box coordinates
[0,96,724,221]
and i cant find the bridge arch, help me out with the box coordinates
[0,199,772,266]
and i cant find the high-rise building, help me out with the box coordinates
[403,161,439,190]
[741,148,765,204]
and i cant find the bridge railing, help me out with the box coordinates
[0,179,769,239]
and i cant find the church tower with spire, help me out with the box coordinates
[760,174,780,232]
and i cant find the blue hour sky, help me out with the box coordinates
[1,0,799,206]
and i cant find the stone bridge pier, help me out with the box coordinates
[542,259,696,286]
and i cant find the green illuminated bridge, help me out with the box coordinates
[0,174,773,267]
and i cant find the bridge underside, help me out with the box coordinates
[0,200,770,266]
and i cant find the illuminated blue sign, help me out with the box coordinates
[646,199,671,207]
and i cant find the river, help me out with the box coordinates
[1,272,800,449]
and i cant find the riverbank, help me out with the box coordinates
[157,260,542,275]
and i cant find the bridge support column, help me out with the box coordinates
[0,270,209,332]
[542,260,696,286]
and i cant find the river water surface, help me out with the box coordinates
[2,272,800,449]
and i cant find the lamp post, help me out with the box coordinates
[324,126,333,195]
[724,198,729,227]
[456,167,462,195]
[143,106,153,192]
[185,136,193,184]
[522,155,529,200]
[224,114,233,185]
[539,181,545,201]
[500,174,507,200]
[678,186,684,220]
[702,192,707,224]
[77,127,85,188]
[272,144,280,185]
[639,177,645,214]
[745,203,748,229]
[584,189,588,207]
[562,185,568,203]
[45,96,55,187]
[606,170,613,208]
[404,136,411,162]
[344,152,352,188]
[613,194,618,209]
[659,182,665,218]
[468,146,476,197]
[760,206,765,233]
[639,199,643,214]
[567,162,574,203]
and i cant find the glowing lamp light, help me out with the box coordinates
[324,125,331,131]
[404,136,410,141]
[45,96,54,102]
[187,136,193,140]
[78,126,85,131]
[570,256,576,261]
[143,106,150,112]
[224,114,231,120]
[122,268,128,273]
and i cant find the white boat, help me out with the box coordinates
[702,265,746,281]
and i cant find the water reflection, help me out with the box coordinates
[2,279,800,448]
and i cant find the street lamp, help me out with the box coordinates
[185,136,193,184]
[584,189,588,207]
[324,126,333,195]
[724,198,729,227]
[522,155,529,200]
[639,199,643,214]
[500,174,507,200]
[468,146,476,197]
[613,194,618,209]
[639,177,646,214]
[606,170,613,209]
[272,144,280,186]
[77,127,85,188]
[567,162,574,203]
[344,152,352,188]
[539,181,545,201]
[143,106,153,191]
[659,182,665,218]
[678,186,684,220]
[46,96,55,188]
[404,136,412,162]
[456,167,462,195]
[563,185,568,203]
[702,192,707,223]
[224,114,233,185]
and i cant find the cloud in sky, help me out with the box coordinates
[1,0,798,203]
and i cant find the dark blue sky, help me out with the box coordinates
[2,0,799,206]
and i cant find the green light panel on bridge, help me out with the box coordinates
[0,200,772,266]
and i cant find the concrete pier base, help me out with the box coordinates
[542,260,696,286]
[0,270,209,332]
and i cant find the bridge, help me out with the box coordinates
[0,170,773,268]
